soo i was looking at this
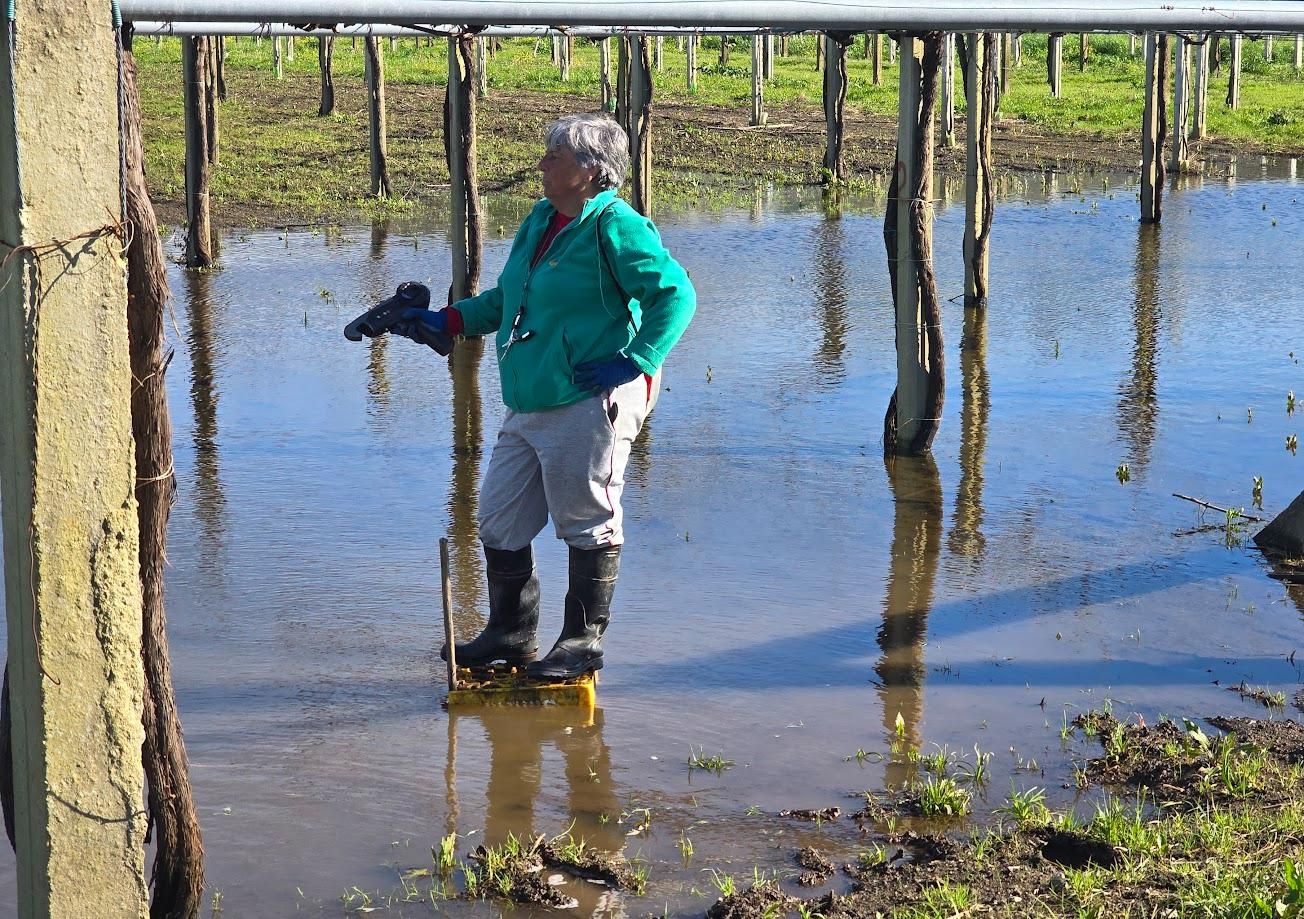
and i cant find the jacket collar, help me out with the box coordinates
[541,188,618,224]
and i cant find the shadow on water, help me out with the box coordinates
[811,212,850,385]
[1119,223,1161,474]
[948,306,990,561]
[447,339,487,629]
[876,454,942,789]
[182,268,226,574]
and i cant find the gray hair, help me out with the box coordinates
[544,113,629,190]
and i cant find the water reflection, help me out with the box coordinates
[182,268,226,569]
[445,706,624,911]
[1119,224,1161,475]
[811,216,849,384]
[363,222,394,415]
[876,454,942,789]
[948,307,990,560]
[447,340,486,624]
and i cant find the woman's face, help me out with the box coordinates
[539,145,597,206]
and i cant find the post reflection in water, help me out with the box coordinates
[444,706,624,909]
[447,339,487,627]
[1119,224,1161,475]
[948,307,990,560]
[811,215,849,383]
[876,454,943,789]
[363,222,394,413]
[182,268,227,569]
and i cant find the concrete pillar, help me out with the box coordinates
[0,3,149,916]
[365,37,390,198]
[1193,36,1209,139]
[448,37,471,300]
[273,34,283,79]
[1228,33,1242,108]
[941,33,955,148]
[287,34,295,61]
[763,33,774,80]
[629,36,653,215]
[1140,33,1163,223]
[559,34,571,82]
[686,33,698,92]
[182,37,213,268]
[1048,33,1063,97]
[476,36,488,98]
[600,36,613,110]
[1170,35,1190,176]
[750,35,766,126]
[892,35,930,450]
[889,35,896,64]
[655,35,663,72]
[1295,34,1303,71]
[965,33,995,308]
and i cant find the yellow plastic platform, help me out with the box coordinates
[445,665,597,708]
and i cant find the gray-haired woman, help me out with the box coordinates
[395,112,696,679]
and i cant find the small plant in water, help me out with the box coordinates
[1000,785,1050,825]
[1288,434,1298,455]
[914,776,971,817]
[1225,507,1249,548]
[1288,390,1297,416]
[705,868,736,896]
[677,832,694,861]
[894,710,906,738]
[688,747,735,774]
[435,832,458,873]
[858,844,888,868]
[1253,476,1265,510]
[1116,462,1130,484]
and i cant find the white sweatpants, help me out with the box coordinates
[478,373,659,551]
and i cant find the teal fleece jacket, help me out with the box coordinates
[454,189,696,414]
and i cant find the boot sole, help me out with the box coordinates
[441,648,539,667]
[526,657,603,681]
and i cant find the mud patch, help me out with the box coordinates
[1035,828,1121,869]
[778,806,840,822]
[1208,716,1304,763]
[794,846,834,886]
[705,879,799,919]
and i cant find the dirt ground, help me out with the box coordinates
[149,76,1257,230]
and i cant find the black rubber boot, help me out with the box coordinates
[441,545,540,667]
[527,545,620,680]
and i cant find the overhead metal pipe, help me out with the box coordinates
[120,1,1304,32]
[129,20,758,36]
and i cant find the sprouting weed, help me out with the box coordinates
[1253,476,1265,510]
[745,804,762,817]
[1116,462,1130,484]
[1224,507,1248,548]
[1288,390,1297,416]
[1288,434,1298,455]
[1000,785,1050,825]
[678,832,695,860]
[705,868,736,896]
[914,776,971,817]
[857,844,887,868]
[844,747,881,764]
[628,861,650,896]
[210,889,224,915]
[688,747,735,774]
[1105,722,1130,759]
[620,807,653,835]
[434,832,457,873]
[894,711,906,738]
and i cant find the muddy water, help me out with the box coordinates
[1,159,1302,915]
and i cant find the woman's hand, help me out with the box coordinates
[573,356,641,393]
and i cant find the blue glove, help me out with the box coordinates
[390,307,450,351]
[573,356,642,393]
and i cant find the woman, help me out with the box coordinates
[395,112,696,680]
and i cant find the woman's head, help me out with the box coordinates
[543,113,629,192]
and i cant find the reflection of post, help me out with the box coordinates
[182,269,227,552]
[454,706,622,857]
[876,455,942,790]
[448,339,486,627]
[948,307,989,559]
[812,215,849,380]
[1118,225,1160,475]
[363,222,392,412]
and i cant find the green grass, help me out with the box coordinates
[129,32,1304,224]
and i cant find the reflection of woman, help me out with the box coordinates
[395,113,696,679]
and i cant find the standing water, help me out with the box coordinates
[1,160,1302,915]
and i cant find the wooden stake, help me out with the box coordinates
[559,33,571,82]
[1079,32,1089,71]
[617,35,630,128]
[1048,33,1063,97]
[822,33,847,179]
[1227,33,1242,108]
[941,33,955,149]
[365,37,390,198]
[655,35,664,72]
[476,36,488,98]
[964,33,996,309]
[629,36,654,215]
[600,36,613,110]
[287,35,295,61]
[317,36,335,116]
[446,36,482,301]
[764,34,774,79]
[1295,34,1303,72]
[440,538,458,691]
[204,37,220,165]
[686,33,698,93]
[719,34,729,66]
[750,35,766,126]
[182,36,213,268]
[1140,33,1163,224]
[273,34,283,79]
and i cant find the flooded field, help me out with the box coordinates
[2,159,1302,915]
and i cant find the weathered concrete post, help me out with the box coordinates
[886,34,945,455]
[655,35,664,72]
[0,3,149,914]
[1014,34,1022,66]
[1140,33,1164,224]
[559,33,571,82]
[763,33,775,79]
[750,35,766,126]
[1295,34,1303,71]
[964,33,996,309]
[872,31,883,85]
[686,33,698,92]
[446,35,482,301]
[365,36,390,198]
[1170,35,1190,176]
[822,33,848,180]
[273,34,283,79]
[1079,32,1089,70]
[1193,36,1209,139]
[1130,33,1138,56]
[287,34,295,61]
[182,36,213,268]
[1265,36,1274,63]
[999,31,1012,97]
[1048,33,1063,97]
[629,36,654,215]
[941,33,955,148]
[1227,33,1242,108]
[600,36,613,110]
